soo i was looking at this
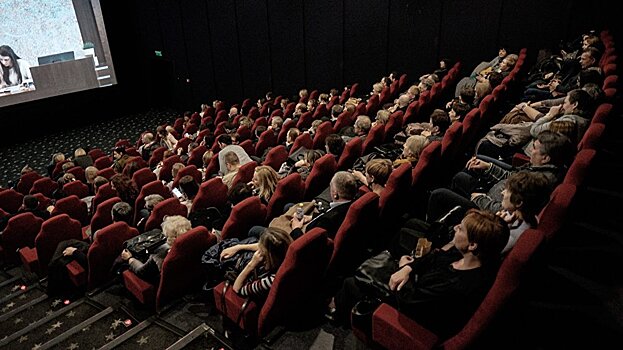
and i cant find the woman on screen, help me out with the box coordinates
[0,45,33,88]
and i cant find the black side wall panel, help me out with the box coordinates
[343,0,389,89]
[267,0,306,99]
[304,0,343,92]
[206,0,243,103]
[180,0,217,108]
[236,0,272,101]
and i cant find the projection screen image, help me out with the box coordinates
[0,0,116,107]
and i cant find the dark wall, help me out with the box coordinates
[128,0,617,109]
[1,0,618,146]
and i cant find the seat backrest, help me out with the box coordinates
[96,167,116,180]
[591,103,612,125]
[29,177,59,198]
[402,101,419,127]
[66,166,87,183]
[328,192,379,280]
[304,154,338,200]
[412,141,442,188]
[94,156,113,169]
[289,133,313,155]
[384,111,404,143]
[16,172,42,195]
[266,173,304,222]
[220,196,267,240]
[312,121,334,150]
[52,160,70,179]
[132,168,157,190]
[277,119,296,145]
[171,165,202,190]
[88,222,139,289]
[442,229,545,349]
[263,145,289,171]
[191,177,228,213]
[333,112,353,134]
[251,117,269,134]
[204,152,220,178]
[63,181,90,199]
[144,198,188,232]
[187,144,208,168]
[296,111,313,130]
[258,228,333,336]
[578,122,605,151]
[134,180,172,224]
[459,108,481,156]
[1,213,43,263]
[231,161,258,189]
[378,163,412,229]
[441,121,463,162]
[122,157,148,177]
[538,184,577,241]
[148,147,167,169]
[157,227,216,310]
[256,130,278,157]
[366,94,380,116]
[0,188,24,214]
[361,124,385,155]
[35,214,82,274]
[88,148,106,161]
[158,155,182,182]
[51,195,89,226]
[563,149,596,187]
[337,137,362,170]
[92,183,118,212]
[90,196,122,233]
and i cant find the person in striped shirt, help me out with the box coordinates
[232,227,293,298]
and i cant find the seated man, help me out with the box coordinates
[427,131,573,222]
[216,134,252,176]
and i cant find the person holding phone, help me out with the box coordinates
[0,45,32,88]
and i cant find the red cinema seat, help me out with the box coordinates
[231,161,258,189]
[94,156,113,169]
[171,165,202,190]
[66,166,87,183]
[51,195,89,226]
[255,130,278,157]
[214,227,333,336]
[84,197,122,239]
[262,145,289,171]
[312,121,333,150]
[16,171,42,195]
[92,183,118,213]
[144,198,188,232]
[361,124,385,156]
[158,155,182,182]
[0,188,24,214]
[132,168,157,190]
[304,154,337,200]
[337,137,362,170]
[30,178,59,198]
[0,213,43,264]
[134,180,172,224]
[63,181,89,199]
[19,214,81,276]
[191,177,228,213]
[265,173,304,222]
[220,197,267,240]
[289,133,313,155]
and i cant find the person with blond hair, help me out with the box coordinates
[250,165,279,204]
[393,135,430,168]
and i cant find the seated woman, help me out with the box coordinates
[278,149,323,180]
[121,215,192,284]
[232,227,293,298]
[393,135,429,168]
[333,209,509,339]
[352,158,393,196]
[177,175,200,213]
[250,165,279,204]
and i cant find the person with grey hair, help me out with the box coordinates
[136,194,165,231]
[354,115,372,140]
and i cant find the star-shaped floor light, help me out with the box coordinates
[137,335,149,346]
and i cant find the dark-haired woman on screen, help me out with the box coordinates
[0,45,32,88]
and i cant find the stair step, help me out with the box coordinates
[51,307,137,350]
[40,307,114,349]
[0,285,46,316]
[165,323,211,350]
[98,318,153,350]
[2,300,102,349]
[112,319,184,350]
[0,293,47,323]
[0,299,86,347]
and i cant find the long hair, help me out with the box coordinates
[253,165,279,201]
[259,227,293,271]
[0,45,22,85]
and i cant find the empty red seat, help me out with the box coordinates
[94,156,113,169]
[132,168,157,190]
[85,197,122,238]
[19,214,82,276]
[289,133,313,155]
[255,130,278,157]
[0,213,43,264]
[361,124,385,155]
[296,112,314,130]
[92,183,118,213]
[312,121,334,149]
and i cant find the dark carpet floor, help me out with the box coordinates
[0,108,178,187]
